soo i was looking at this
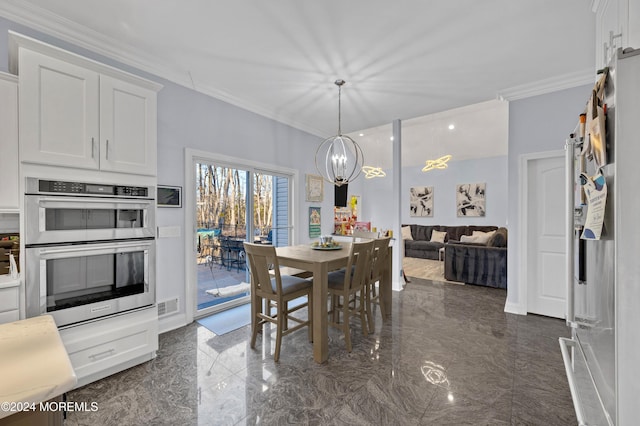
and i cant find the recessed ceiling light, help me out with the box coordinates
[390,136,394,141]
[448,124,455,130]
[359,133,364,137]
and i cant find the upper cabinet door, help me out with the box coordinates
[19,49,100,170]
[99,75,157,176]
[0,74,19,211]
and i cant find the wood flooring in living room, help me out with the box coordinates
[402,257,464,284]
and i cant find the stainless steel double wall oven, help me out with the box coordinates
[25,178,156,327]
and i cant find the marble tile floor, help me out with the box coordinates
[65,277,576,425]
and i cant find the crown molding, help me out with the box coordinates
[0,0,326,137]
[496,68,595,101]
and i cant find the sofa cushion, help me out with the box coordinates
[487,227,508,247]
[471,230,495,244]
[460,234,482,244]
[449,239,487,247]
[436,225,467,241]
[430,230,447,243]
[410,225,433,241]
[401,226,413,240]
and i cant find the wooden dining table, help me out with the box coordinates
[275,242,392,363]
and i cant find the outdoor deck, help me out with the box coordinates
[197,255,249,310]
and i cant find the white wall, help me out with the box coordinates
[156,83,323,330]
[505,83,592,313]
[401,156,508,226]
[359,155,508,230]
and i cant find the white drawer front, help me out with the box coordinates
[0,309,19,324]
[68,326,150,372]
[0,286,19,313]
[61,308,158,382]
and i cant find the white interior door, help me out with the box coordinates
[527,154,566,318]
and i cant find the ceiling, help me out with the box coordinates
[0,0,595,164]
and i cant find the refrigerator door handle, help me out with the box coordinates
[565,138,578,324]
[559,337,587,425]
[560,337,615,426]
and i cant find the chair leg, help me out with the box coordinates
[377,282,387,319]
[250,295,261,349]
[307,293,313,343]
[343,294,352,352]
[275,309,284,362]
[251,318,260,349]
[366,282,374,332]
[283,301,289,331]
[359,289,369,336]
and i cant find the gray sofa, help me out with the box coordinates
[444,227,508,289]
[403,224,498,260]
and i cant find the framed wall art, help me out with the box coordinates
[309,207,321,237]
[456,183,486,217]
[409,186,433,217]
[306,174,324,202]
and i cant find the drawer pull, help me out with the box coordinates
[88,348,115,361]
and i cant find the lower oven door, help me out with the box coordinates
[25,239,155,327]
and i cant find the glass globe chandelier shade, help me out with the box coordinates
[315,79,364,187]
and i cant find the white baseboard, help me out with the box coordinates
[158,312,190,334]
[504,300,526,315]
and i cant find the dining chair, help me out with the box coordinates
[352,230,378,241]
[365,236,392,330]
[243,242,313,362]
[327,239,375,352]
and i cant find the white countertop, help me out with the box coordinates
[0,315,77,419]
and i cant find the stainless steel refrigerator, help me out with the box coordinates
[560,47,640,425]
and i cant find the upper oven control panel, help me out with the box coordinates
[26,178,153,199]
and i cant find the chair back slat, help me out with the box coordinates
[244,242,280,295]
[352,230,378,241]
[345,240,375,290]
[371,237,392,281]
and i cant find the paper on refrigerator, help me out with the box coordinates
[580,172,607,240]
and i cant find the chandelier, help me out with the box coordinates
[362,166,386,179]
[315,79,364,187]
[422,155,452,172]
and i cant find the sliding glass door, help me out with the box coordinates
[193,158,293,318]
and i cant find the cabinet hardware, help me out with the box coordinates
[88,348,115,360]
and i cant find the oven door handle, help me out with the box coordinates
[36,241,153,255]
[36,197,153,208]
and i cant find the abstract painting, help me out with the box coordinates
[456,183,486,217]
[410,186,433,217]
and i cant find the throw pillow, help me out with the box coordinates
[430,230,447,243]
[401,226,413,240]
[460,235,478,243]
[471,230,495,245]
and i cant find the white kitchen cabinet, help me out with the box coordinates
[99,75,158,175]
[11,32,161,176]
[628,0,640,49]
[60,306,158,387]
[595,0,623,68]
[0,276,20,324]
[594,0,640,68]
[0,73,19,212]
